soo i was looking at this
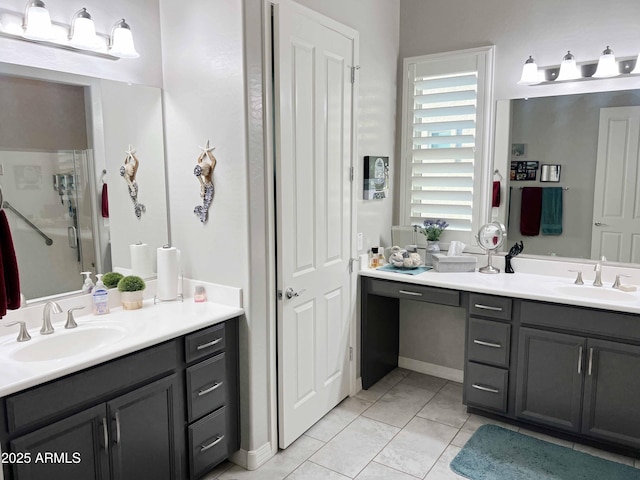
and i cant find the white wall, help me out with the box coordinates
[0,0,163,87]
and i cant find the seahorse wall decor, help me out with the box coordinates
[119,145,146,218]
[193,140,217,223]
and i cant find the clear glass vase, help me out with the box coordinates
[425,240,440,266]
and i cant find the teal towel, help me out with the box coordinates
[541,187,563,235]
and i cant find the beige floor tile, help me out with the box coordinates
[425,445,466,480]
[355,461,420,480]
[220,435,324,480]
[459,414,519,434]
[305,396,373,442]
[374,416,458,478]
[417,382,468,428]
[517,427,574,449]
[400,371,448,394]
[450,429,473,448]
[310,416,400,478]
[573,443,635,466]
[357,368,410,403]
[202,460,234,479]
[362,382,435,428]
[286,461,351,479]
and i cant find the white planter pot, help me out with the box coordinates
[121,290,144,310]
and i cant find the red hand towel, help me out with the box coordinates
[492,181,501,207]
[520,187,543,236]
[0,210,21,311]
[0,231,5,318]
[101,183,109,218]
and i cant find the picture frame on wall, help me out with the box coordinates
[511,143,527,158]
[363,156,389,200]
[510,160,539,181]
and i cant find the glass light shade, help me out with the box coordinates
[109,20,139,58]
[23,4,53,40]
[69,10,100,50]
[592,46,618,78]
[556,51,581,81]
[630,53,640,75]
[517,56,541,85]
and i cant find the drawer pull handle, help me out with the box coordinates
[102,417,109,452]
[473,339,502,349]
[474,304,503,312]
[114,411,121,444]
[196,338,222,350]
[198,382,223,396]
[399,290,422,297]
[578,346,583,374]
[588,347,594,376]
[472,383,500,394]
[200,435,225,452]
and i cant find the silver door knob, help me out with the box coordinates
[285,287,305,299]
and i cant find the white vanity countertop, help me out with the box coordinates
[361,267,640,315]
[0,298,244,397]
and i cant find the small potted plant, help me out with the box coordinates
[102,272,124,289]
[419,219,449,265]
[118,275,146,310]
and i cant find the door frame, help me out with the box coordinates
[261,0,360,452]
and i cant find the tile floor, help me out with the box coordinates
[206,369,640,480]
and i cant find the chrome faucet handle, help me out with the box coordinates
[41,301,62,335]
[65,306,85,329]
[568,270,584,285]
[4,321,32,342]
[612,274,631,289]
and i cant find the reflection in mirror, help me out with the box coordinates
[0,64,169,303]
[501,89,640,263]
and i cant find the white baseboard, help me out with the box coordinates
[398,357,464,383]
[355,376,363,394]
[231,441,277,471]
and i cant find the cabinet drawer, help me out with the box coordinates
[367,279,460,306]
[465,362,508,412]
[185,323,226,363]
[186,353,226,422]
[467,318,511,368]
[469,294,512,320]
[189,407,227,479]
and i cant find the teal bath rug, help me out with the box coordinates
[450,424,640,480]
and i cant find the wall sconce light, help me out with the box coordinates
[22,0,53,40]
[556,51,581,81]
[631,53,640,75]
[592,46,618,78]
[109,19,139,58]
[517,56,541,85]
[0,3,140,60]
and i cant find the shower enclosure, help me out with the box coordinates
[0,149,100,300]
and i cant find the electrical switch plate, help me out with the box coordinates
[357,232,363,251]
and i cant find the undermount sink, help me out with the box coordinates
[554,285,637,303]
[10,324,129,362]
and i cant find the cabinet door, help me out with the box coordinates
[10,404,109,480]
[108,374,181,480]
[582,339,640,448]
[516,328,585,432]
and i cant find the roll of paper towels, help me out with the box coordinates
[130,243,153,278]
[157,246,180,300]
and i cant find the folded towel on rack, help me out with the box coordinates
[492,181,501,207]
[541,187,563,235]
[101,183,109,218]
[520,187,543,236]
[0,210,20,317]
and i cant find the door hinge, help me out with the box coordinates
[350,166,354,182]
[349,347,353,361]
[350,65,360,84]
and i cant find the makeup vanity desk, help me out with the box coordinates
[360,267,640,455]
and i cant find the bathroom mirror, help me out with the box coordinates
[496,88,640,264]
[0,62,169,302]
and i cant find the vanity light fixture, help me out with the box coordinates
[555,51,581,81]
[517,56,541,85]
[68,8,100,50]
[630,52,640,74]
[109,19,139,58]
[22,0,53,40]
[592,46,618,78]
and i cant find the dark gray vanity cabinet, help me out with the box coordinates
[0,318,240,480]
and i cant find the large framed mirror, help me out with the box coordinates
[494,88,640,265]
[0,62,169,303]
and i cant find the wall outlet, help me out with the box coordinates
[357,232,363,251]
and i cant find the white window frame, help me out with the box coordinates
[399,46,495,249]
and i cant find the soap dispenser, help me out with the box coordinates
[81,271,95,293]
[92,274,109,315]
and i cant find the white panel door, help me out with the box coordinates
[274,0,356,448]
[592,107,640,262]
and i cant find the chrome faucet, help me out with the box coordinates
[41,301,62,335]
[593,256,606,287]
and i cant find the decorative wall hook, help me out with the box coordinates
[120,145,145,218]
[193,140,217,223]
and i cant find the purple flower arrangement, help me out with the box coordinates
[420,219,449,241]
